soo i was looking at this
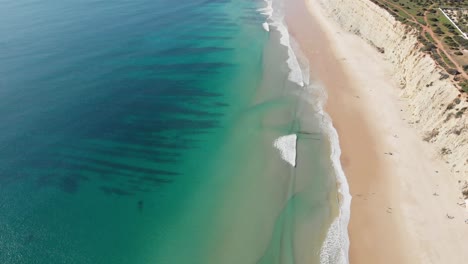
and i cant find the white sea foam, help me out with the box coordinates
[318,109,351,264]
[258,1,272,32]
[302,80,350,264]
[258,0,351,263]
[273,134,297,167]
[298,82,351,264]
[259,0,306,87]
[258,0,273,18]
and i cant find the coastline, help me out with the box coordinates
[260,1,348,262]
[285,0,468,263]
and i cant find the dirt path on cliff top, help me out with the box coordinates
[422,9,468,79]
[381,0,467,80]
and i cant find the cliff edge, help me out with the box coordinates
[315,0,467,179]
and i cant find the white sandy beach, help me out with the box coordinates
[286,0,468,262]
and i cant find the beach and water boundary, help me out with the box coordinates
[288,0,468,263]
[261,0,351,263]
[0,0,351,263]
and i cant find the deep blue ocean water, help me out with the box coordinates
[0,0,270,262]
[0,0,339,263]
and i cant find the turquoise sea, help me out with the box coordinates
[0,0,347,263]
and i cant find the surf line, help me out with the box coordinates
[273,134,297,167]
[274,130,322,167]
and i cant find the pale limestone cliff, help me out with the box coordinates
[316,0,468,178]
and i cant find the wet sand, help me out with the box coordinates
[285,0,468,263]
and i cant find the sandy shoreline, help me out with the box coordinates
[285,0,468,263]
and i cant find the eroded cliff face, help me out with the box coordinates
[316,0,468,177]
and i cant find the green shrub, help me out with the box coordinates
[461,82,468,93]
[454,36,468,49]
[444,36,454,42]
[422,43,437,51]
[434,27,444,35]
[447,68,460,75]
[439,73,450,80]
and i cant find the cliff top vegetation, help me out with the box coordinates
[370,0,468,93]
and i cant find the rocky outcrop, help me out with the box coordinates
[314,0,468,177]
[461,181,468,211]
[462,181,468,199]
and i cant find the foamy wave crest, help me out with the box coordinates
[258,0,272,32]
[319,111,351,264]
[319,218,347,263]
[274,23,305,86]
[273,134,297,167]
[258,0,306,86]
[257,0,273,19]
[302,81,351,264]
[300,79,350,264]
[258,0,273,18]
